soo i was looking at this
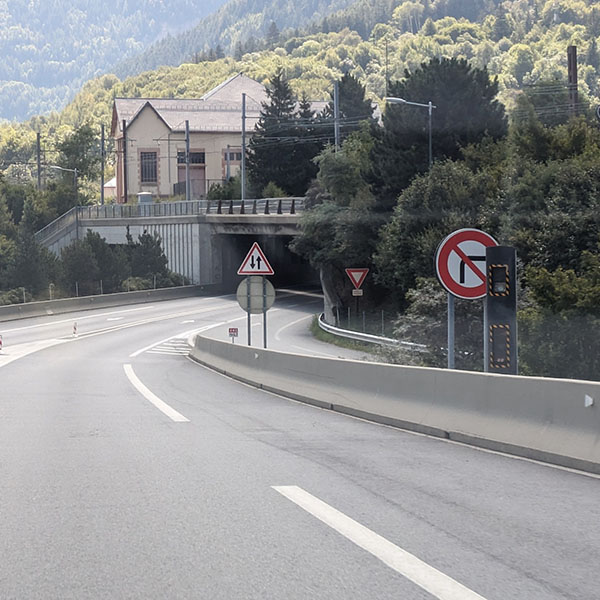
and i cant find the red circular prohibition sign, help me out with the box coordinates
[435,229,498,299]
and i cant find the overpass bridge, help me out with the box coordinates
[35,199,312,288]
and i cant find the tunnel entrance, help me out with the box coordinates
[218,234,318,292]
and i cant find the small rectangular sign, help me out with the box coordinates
[229,327,239,337]
[352,289,363,297]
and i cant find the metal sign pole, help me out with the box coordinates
[246,276,251,346]
[262,276,267,349]
[447,293,455,369]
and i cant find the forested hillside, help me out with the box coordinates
[0,0,227,121]
[114,0,357,77]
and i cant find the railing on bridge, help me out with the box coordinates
[35,198,304,246]
[206,198,303,215]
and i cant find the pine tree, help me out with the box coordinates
[247,69,298,195]
[322,74,374,144]
[266,21,280,49]
[234,41,244,61]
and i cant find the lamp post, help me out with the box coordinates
[384,97,436,167]
[48,165,78,204]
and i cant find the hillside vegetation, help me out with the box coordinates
[0,0,228,121]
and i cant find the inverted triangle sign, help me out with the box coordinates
[345,268,369,289]
[238,242,275,275]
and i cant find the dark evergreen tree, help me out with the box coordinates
[287,94,323,194]
[246,69,299,195]
[369,57,507,210]
[130,231,169,279]
[266,21,280,48]
[322,73,375,144]
[234,41,244,61]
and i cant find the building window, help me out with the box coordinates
[225,151,242,161]
[140,152,157,183]
[177,151,205,164]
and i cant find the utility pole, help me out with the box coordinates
[226,144,231,180]
[385,38,389,98]
[567,45,578,117]
[185,120,191,202]
[36,132,41,190]
[334,80,340,151]
[241,93,246,203]
[122,119,128,204]
[100,124,105,205]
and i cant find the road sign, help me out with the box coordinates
[237,242,274,275]
[345,268,369,289]
[435,229,498,299]
[352,289,363,297]
[229,327,239,337]
[236,276,276,314]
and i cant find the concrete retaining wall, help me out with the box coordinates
[0,285,220,323]
[191,335,600,474]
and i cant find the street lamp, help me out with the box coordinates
[384,97,436,168]
[48,165,78,204]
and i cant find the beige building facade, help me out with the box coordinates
[111,73,266,203]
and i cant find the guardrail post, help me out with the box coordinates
[240,200,245,214]
[228,200,234,214]
[264,200,270,215]
[252,200,257,214]
[217,200,222,214]
[277,199,282,214]
[290,198,295,214]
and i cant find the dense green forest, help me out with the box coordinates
[0,0,228,120]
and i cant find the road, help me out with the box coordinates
[0,292,598,599]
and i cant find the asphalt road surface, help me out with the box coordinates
[0,292,598,599]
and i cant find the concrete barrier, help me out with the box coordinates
[0,285,221,323]
[190,335,600,474]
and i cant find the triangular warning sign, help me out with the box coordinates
[237,242,275,275]
[345,268,369,289]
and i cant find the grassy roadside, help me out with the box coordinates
[310,315,376,354]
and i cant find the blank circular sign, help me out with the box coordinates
[236,276,276,314]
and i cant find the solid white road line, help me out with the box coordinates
[273,486,487,600]
[123,364,189,422]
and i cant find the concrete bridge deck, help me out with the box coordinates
[35,199,307,287]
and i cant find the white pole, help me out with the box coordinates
[241,93,246,203]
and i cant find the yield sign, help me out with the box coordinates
[345,268,369,289]
[435,229,497,299]
[237,242,274,275]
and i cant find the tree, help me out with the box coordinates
[60,239,100,296]
[266,21,280,49]
[322,73,375,144]
[130,231,169,280]
[369,58,507,210]
[57,124,101,182]
[374,160,496,301]
[247,69,317,196]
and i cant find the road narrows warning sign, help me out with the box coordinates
[435,229,498,299]
[237,242,275,275]
[345,268,369,289]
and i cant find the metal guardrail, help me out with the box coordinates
[318,313,426,352]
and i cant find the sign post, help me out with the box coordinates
[435,229,498,369]
[237,243,275,348]
[345,268,369,326]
